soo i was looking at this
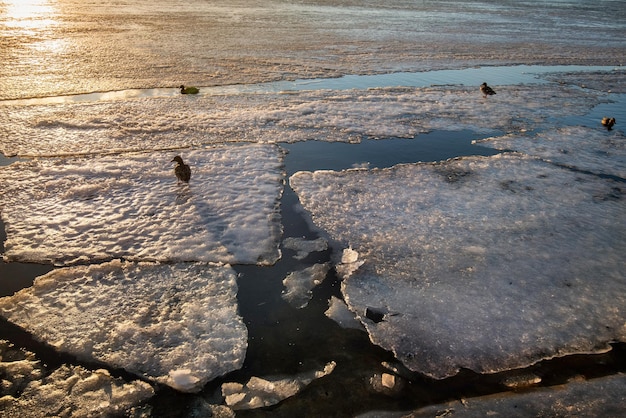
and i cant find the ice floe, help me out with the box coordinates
[324,296,364,330]
[0,261,247,392]
[282,236,328,260]
[0,340,154,417]
[221,361,336,410]
[281,263,330,309]
[290,153,626,379]
[475,126,626,179]
[0,84,603,157]
[0,145,284,266]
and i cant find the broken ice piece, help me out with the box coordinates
[0,261,248,392]
[282,263,331,308]
[0,342,154,417]
[221,362,336,410]
[282,237,328,260]
[335,247,364,278]
[324,296,364,330]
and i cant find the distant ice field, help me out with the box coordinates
[1,69,619,158]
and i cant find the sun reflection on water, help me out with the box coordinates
[2,0,58,31]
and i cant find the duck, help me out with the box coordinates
[480,82,496,97]
[601,117,616,130]
[171,155,191,183]
[180,85,199,94]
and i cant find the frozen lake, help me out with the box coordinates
[1,0,625,416]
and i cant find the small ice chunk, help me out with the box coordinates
[0,261,248,392]
[291,153,626,379]
[282,263,330,308]
[282,237,328,260]
[324,296,364,330]
[369,372,405,395]
[0,145,284,266]
[335,247,364,278]
[168,369,202,393]
[221,361,336,410]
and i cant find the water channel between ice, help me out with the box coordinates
[0,65,625,416]
[0,64,620,107]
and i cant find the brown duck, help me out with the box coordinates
[171,155,191,183]
[480,82,496,97]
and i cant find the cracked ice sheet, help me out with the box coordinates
[290,153,626,379]
[475,126,626,179]
[0,261,247,393]
[0,145,283,266]
[0,84,602,157]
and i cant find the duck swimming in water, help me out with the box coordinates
[180,85,199,94]
[602,117,616,130]
[480,82,496,97]
[171,155,191,183]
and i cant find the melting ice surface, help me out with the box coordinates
[0,145,283,266]
[0,261,247,393]
[290,153,626,378]
[0,80,610,157]
[476,126,626,179]
[0,340,154,416]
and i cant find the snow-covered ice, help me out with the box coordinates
[476,126,626,179]
[0,261,247,392]
[0,145,284,266]
[0,340,154,417]
[290,153,626,378]
[0,84,603,157]
[221,361,336,410]
[281,263,330,309]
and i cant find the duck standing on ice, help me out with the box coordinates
[171,155,191,183]
[480,82,496,97]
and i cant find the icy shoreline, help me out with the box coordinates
[1,65,625,415]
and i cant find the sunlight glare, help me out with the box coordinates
[2,0,58,30]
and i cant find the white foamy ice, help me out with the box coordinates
[0,145,284,266]
[0,261,248,392]
[0,84,601,157]
[282,236,328,260]
[221,361,336,410]
[290,153,626,379]
[476,126,626,179]
[281,263,330,309]
[0,341,154,417]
